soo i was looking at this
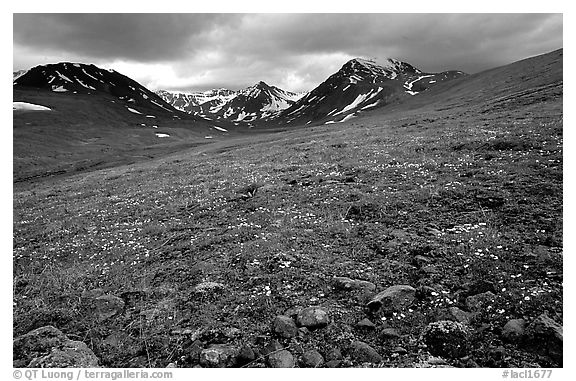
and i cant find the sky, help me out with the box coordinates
[13,13,563,93]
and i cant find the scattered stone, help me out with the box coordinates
[523,314,563,364]
[267,350,295,368]
[380,328,401,340]
[502,319,526,342]
[237,345,256,366]
[393,346,408,355]
[284,306,302,319]
[427,356,448,365]
[463,280,496,296]
[296,307,330,329]
[261,340,283,357]
[333,277,376,292]
[449,306,473,325]
[356,318,376,330]
[422,320,469,359]
[367,285,416,313]
[94,294,125,320]
[199,344,238,368]
[301,349,324,368]
[272,315,299,338]
[13,326,99,368]
[325,347,343,361]
[349,341,382,364]
[465,291,496,312]
[187,340,203,364]
[193,281,225,294]
[412,255,433,268]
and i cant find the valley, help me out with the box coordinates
[12,49,563,368]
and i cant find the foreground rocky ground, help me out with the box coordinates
[13,84,562,367]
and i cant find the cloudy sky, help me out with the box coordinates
[13,13,562,93]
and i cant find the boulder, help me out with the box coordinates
[199,344,238,368]
[523,314,562,364]
[94,294,125,320]
[267,349,295,368]
[367,285,416,313]
[356,318,376,330]
[301,349,324,368]
[272,315,299,338]
[296,307,330,329]
[333,277,376,292]
[502,319,526,342]
[422,320,469,359]
[349,341,382,364]
[449,306,474,325]
[13,326,99,368]
[465,291,495,312]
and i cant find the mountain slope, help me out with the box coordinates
[12,62,237,182]
[13,49,562,368]
[14,62,180,116]
[158,82,304,123]
[156,88,237,114]
[276,57,465,125]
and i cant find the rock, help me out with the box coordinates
[325,347,343,361]
[465,291,496,312]
[237,345,255,366]
[284,306,303,319]
[193,281,225,293]
[166,362,177,368]
[94,294,125,320]
[422,320,470,359]
[356,318,376,330]
[502,319,526,342]
[272,315,299,338]
[261,340,283,356]
[187,340,203,364]
[367,285,416,313]
[296,307,330,329]
[301,349,324,368]
[380,328,401,340]
[267,350,295,368]
[13,326,99,367]
[325,360,341,367]
[449,306,473,325]
[393,346,408,355]
[199,344,238,368]
[349,341,382,364]
[298,327,310,337]
[463,280,496,296]
[412,255,433,268]
[427,356,448,365]
[333,277,376,292]
[523,314,563,364]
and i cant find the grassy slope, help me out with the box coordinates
[13,51,562,368]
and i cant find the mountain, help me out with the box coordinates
[13,69,28,81]
[155,88,237,114]
[157,81,304,123]
[12,62,236,182]
[276,57,466,125]
[14,62,180,116]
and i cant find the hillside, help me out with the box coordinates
[12,63,242,183]
[12,49,563,368]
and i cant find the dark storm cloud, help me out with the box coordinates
[13,13,562,92]
[13,13,239,62]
